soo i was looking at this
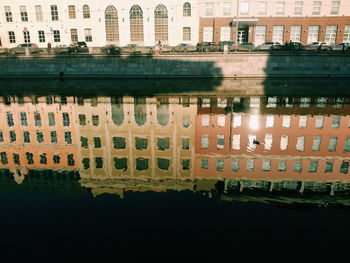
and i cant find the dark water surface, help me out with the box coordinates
[0,78,350,259]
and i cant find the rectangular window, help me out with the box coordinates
[182,115,190,128]
[296,136,305,151]
[0,152,8,165]
[325,162,333,172]
[325,26,337,44]
[4,6,13,22]
[48,112,55,126]
[331,1,340,15]
[290,26,302,42]
[205,2,214,16]
[9,131,16,143]
[223,2,232,16]
[7,112,14,126]
[92,115,99,126]
[68,5,76,19]
[258,2,267,15]
[232,134,240,150]
[328,136,337,152]
[299,116,308,128]
[0,131,3,142]
[233,114,242,128]
[246,159,254,171]
[262,159,271,171]
[276,2,285,15]
[312,136,322,151]
[157,137,170,151]
[20,6,28,22]
[267,97,277,108]
[344,25,350,42]
[182,159,190,170]
[53,154,60,164]
[340,161,349,174]
[255,26,266,45]
[53,30,60,42]
[315,115,324,128]
[293,160,302,172]
[201,115,210,127]
[8,31,16,43]
[216,159,224,171]
[203,27,214,42]
[36,131,44,143]
[70,29,78,42]
[294,1,303,15]
[248,134,257,151]
[65,131,72,144]
[26,152,34,164]
[240,2,249,15]
[35,5,43,21]
[266,115,274,128]
[231,159,239,172]
[136,158,148,170]
[334,97,344,109]
[62,113,70,126]
[344,137,350,152]
[135,137,148,150]
[81,137,88,148]
[23,131,30,143]
[218,115,225,127]
[278,160,286,171]
[40,153,47,164]
[68,154,75,166]
[34,112,42,127]
[273,26,284,43]
[217,98,227,108]
[183,27,191,41]
[201,134,209,149]
[332,116,340,128]
[201,98,211,107]
[182,138,190,150]
[264,134,273,151]
[250,97,260,108]
[308,26,319,43]
[220,27,231,41]
[217,135,224,149]
[82,158,90,169]
[114,158,127,171]
[51,131,57,143]
[280,135,288,151]
[38,31,45,43]
[312,1,322,15]
[51,5,59,21]
[113,137,126,149]
[201,159,209,169]
[300,97,311,108]
[309,160,318,172]
[79,114,86,126]
[84,28,92,42]
[23,32,30,44]
[13,153,20,165]
[20,112,28,126]
[94,137,101,148]
[282,115,291,128]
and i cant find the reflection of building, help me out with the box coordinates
[0,96,79,183]
[195,96,350,185]
[77,96,197,181]
[198,0,350,45]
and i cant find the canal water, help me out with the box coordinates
[0,78,350,259]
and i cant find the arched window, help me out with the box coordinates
[105,5,119,42]
[183,2,191,16]
[130,5,144,41]
[83,5,90,19]
[157,99,169,126]
[154,5,168,41]
[134,98,147,126]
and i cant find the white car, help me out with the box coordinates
[303,42,331,51]
[256,42,282,51]
[330,43,350,52]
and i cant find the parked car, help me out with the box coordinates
[236,42,255,51]
[330,42,350,52]
[196,42,219,52]
[171,43,196,52]
[9,43,40,54]
[122,44,139,53]
[282,41,304,51]
[101,45,121,55]
[69,41,89,53]
[53,45,71,54]
[0,47,8,55]
[303,42,332,51]
[256,42,282,51]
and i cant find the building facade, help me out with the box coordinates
[198,0,350,45]
[0,0,199,48]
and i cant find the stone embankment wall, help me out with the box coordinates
[0,54,349,78]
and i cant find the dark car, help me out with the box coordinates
[101,45,121,55]
[9,43,40,54]
[282,41,304,51]
[69,41,89,53]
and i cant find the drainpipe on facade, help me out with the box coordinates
[234,0,239,52]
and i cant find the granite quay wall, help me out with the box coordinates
[0,54,349,78]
